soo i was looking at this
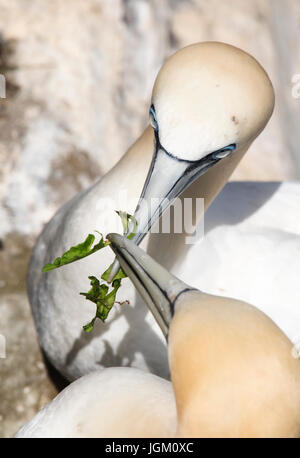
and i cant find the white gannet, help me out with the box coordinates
[17,234,300,438]
[28,42,275,381]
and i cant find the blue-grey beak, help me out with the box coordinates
[108,118,235,282]
[107,233,195,338]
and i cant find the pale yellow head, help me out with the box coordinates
[152,42,275,160]
[169,291,300,438]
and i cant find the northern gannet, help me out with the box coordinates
[17,235,300,438]
[28,42,275,380]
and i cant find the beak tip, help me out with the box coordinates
[106,233,123,247]
[106,234,126,282]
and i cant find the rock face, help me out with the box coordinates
[0,0,299,437]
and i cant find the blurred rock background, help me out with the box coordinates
[0,0,299,437]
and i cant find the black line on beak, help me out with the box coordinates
[112,244,196,319]
[111,244,172,329]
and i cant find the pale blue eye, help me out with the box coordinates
[212,144,236,160]
[149,105,158,131]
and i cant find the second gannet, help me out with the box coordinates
[17,235,300,438]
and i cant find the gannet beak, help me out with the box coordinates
[130,132,235,245]
[107,233,193,338]
[108,131,235,282]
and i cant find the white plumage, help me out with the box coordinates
[28,42,289,383]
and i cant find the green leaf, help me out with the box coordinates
[104,279,122,307]
[83,318,96,333]
[81,276,125,331]
[115,211,138,240]
[80,276,108,302]
[41,210,138,331]
[42,233,109,272]
[101,264,127,282]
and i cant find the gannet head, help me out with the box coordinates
[142,41,275,218]
[108,234,300,438]
[151,41,274,161]
[139,42,274,235]
[108,42,275,281]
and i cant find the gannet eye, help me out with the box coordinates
[212,144,236,160]
[149,105,158,131]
